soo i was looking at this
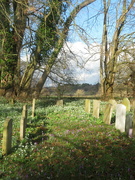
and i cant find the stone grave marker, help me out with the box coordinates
[93,100,100,118]
[129,129,133,138]
[108,99,117,111]
[125,114,133,137]
[32,98,36,117]
[56,99,63,106]
[85,99,91,113]
[132,101,135,137]
[22,104,27,125]
[131,100,135,111]
[2,118,13,155]
[122,98,130,112]
[115,104,126,132]
[20,117,27,140]
[22,105,27,118]
[20,105,27,140]
[103,103,113,124]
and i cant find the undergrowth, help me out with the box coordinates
[0,98,135,179]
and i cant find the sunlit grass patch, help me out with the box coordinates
[0,98,135,179]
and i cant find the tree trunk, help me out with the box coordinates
[100,0,110,98]
[101,0,134,98]
[0,0,28,96]
[19,62,36,92]
[130,67,135,98]
[34,0,96,97]
[18,46,41,97]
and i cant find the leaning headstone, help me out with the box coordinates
[56,100,63,106]
[2,118,13,155]
[122,98,130,112]
[103,103,113,124]
[115,104,126,132]
[125,114,133,136]
[85,99,91,113]
[108,99,117,111]
[93,100,100,118]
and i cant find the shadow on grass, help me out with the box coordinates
[0,106,22,117]
[5,129,135,180]
[7,115,50,157]
[27,126,49,144]
[1,129,135,179]
[41,133,135,180]
[35,98,57,108]
[36,97,83,109]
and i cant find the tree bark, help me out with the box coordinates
[100,0,110,99]
[33,0,96,97]
[19,60,37,92]
[0,0,28,96]
[101,0,135,98]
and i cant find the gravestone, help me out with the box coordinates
[20,105,27,140]
[103,103,113,124]
[20,117,27,140]
[132,100,135,137]
[9,98,15,104]
[22,105,27,118]
[125,114,133,136]
[56,99,63,106]
[93,100,100,118]
[2,118,13,155]
[32,98,36,117]
[122,98,130,112]
[115,104,126,132]
[108,99,117,111]
[85,99,91,113]
[129,129,133,138]
[22,104,27,126]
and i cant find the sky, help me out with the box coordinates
[63,41,100,85]
[21,0,103,86]
[63,0,103,85]
[21,0,135,87]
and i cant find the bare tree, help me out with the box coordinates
[100,0,135,98]
[0,0,28,95]
[0,0,96,98]
[116,46,135,97]
[33,0,96,97]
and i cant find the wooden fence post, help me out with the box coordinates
[2,118,13,155]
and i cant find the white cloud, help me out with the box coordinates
[20,41,100,85]
[74,69,99,84]
[63,41,100,84]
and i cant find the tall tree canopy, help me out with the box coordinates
[0,0,96,98]
[99,0,135,98]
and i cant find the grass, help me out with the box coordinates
[0,98,135,179]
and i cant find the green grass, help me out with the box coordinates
[0,98,135,179]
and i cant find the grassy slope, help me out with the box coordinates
[0,99,135,180]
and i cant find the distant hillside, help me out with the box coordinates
[41,83,100,97]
